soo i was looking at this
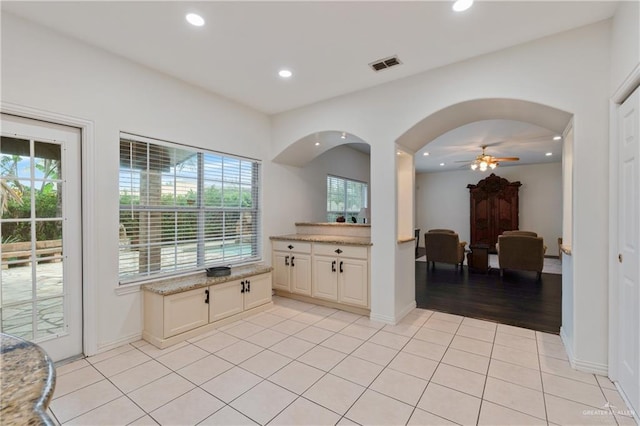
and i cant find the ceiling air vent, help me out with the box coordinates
[369,55,402,72]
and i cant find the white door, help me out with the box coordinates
[617,86,640,414]
[0,114,82,362]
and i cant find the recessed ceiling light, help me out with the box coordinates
[340,132,346,140]
[278,69,293,78]
[546,152,553,156]
[315,142,320,146]
[452,0,474,12]
[553,135,562,141]
[423,152,430,156]
[186,13,205,27]
[397,151,402,156]
[440,163,445,166]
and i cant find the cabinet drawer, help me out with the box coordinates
[314,243,368,259]
[272,240,311,253]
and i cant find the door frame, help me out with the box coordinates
[1,101,98,357]
[608,63,640,419]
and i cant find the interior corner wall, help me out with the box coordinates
[1,14,271,351]
[416,163,563,256]
[610,0,640,93]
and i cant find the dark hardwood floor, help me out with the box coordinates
[415,250,561,334]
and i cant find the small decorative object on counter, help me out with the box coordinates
[336,216,346,222]
[206,266,231,277]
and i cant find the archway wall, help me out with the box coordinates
[270,20,612,369]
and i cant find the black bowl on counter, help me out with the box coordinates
[206,266,231,277]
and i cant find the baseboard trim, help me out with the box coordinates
[95,332,142,355]
[370,300,417,325]
[573,358,609,376]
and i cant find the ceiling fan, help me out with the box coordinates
[457,145,519,171]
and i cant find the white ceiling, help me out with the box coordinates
[3,1,618,115]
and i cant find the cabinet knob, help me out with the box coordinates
[291,256,295,267]
[285,255,289,266]
[241,281,245,293]
[204,289,209,304]
[339,261,344,273]
[247,280,251,292]
[332,261,336,272]
[335,248,343,254]
[288,245,294,250]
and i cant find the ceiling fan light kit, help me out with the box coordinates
[468,146,518,171]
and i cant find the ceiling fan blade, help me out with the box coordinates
[494,157,520,162]
[454,159,475,163]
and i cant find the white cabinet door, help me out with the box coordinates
[312,255,338,301]
[338,258,369,308]
[291,253,312,296]
[244,273,272,310]
[210,280,244,322]
[163,288,209,338]
[272,251,291,291]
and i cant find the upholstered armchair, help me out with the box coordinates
[424,229,467,270]
[496,232,546,279]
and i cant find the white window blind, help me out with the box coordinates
[326,175,368,222]
[119,134,261,283]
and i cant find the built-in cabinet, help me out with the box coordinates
[143,271,272,348]
[272,241,312,295]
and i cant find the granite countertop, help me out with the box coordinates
[142,264,273,295]
[0,333,56,426]
[295,222,371,228]
[270,234,372,246]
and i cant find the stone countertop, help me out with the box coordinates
[0,333,56,426]
[270,234,372,246]
[142,264,273,296]
[295,222,371,228]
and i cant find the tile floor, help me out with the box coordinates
[48,297,637,425]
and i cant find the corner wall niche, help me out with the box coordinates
[467,173,521,252]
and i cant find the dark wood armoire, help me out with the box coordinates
[467,173,521,252]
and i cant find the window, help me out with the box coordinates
[119,134,261,283]
[326,175,368,222]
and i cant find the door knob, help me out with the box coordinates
[618,253,623,263]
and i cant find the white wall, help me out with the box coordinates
[416,162,563,256]
[272,21,612,369]
[1,14,271,352]
[610,1,639,93]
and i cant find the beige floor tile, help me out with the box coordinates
[292,311,327,325]
[370,368,428,405]
[294,325,334,344]
[268,360,325,394]
[269,306,304,319]
[340,323,379,340]
[488,358,542,391]
[331,355,384,387]
[270,319,309,335]
[176,354,233,385]
[537,339,569,360]
[536,331,563,344]
[431,363,486,397]
[297,345,346,372]
[223,321,266,339]
[244,328,288,348]
[315,317,350,332]
[494,332,539,352]
[330,310,363,323]
[456,324,496,343]
[399,312,429,327]
[230,380,297,425]
[462,317,498,331]
[423,318,460,334]
[449,335,493,357]
[417,382,481,425]
[91,349,151,377]
[388,351,438,381]
[345,389,414,426]
[336,417,360,425]
[200,405,258,425]
[55,358,90,376]
[539,355,598,385]
[308,305,339,316]
[244,312,286,328]
[407,408,458,425]
[186,328,219,343]
[52,365,104,398]
[49,379,123,423]
[369,330,411,350]
[126,414,159,425]
[431,311,464,324]
[136,340,189,358]
[382,323,421,337]
[240,349,291,378]
[303,374,366,415]
[483,377,546,418]
[497,323,537,339]
[127,373,194,412]
[492,344,540,370]
[354,316,387,330]
[270,396,341,426]
[270,336,315,358]
[193,332,240,353]
[602,387,636,416]
[441,347,490,374]
[64,396,144,426]
[478,401,546,425]
[402,338,447,362]
[86,344,135,364]
[596,375,617,390]
[155,343,209,370]
[215,340,264,364]
[413,327,454,346]
[320,333,365,354]
[542,372,607,408]
[351,341,398,366]
[110,360,172,393]
[615,412,639,425]
[150,388,224,425]
[545,394,618,425]
[200,366,262,403]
